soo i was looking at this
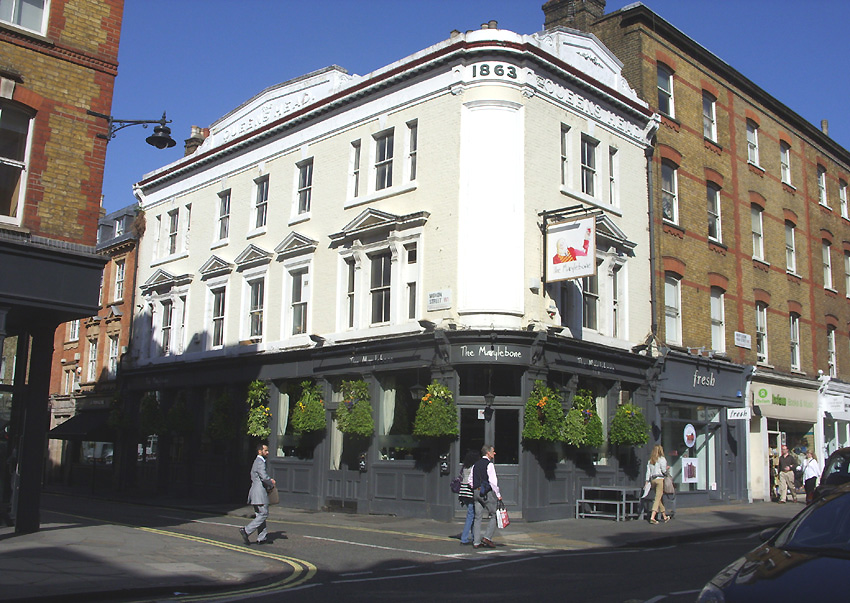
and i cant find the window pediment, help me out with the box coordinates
[330,208,429,247]
[234,244,272,270]
[140,268,193,294]
[199,255,234,279]
[274,232,318,260]
[596,214,635,254]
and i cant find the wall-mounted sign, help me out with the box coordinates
[451,344,528,364]
[545,216,596,283]
[727,407,751,420]
[427,289,452,311]
[734,331,751,349]
[681,457,699,484]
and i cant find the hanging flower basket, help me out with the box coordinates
[563,388,604,448]
[139,391,165,438]
[245,380,272,439]
[413,381,459,438]
[290,380,326,433]
[336,379,374,438]
[608,403,649,446]
[522,380,566,442]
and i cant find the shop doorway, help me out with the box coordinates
[459,407,520,510]
[326,417,365,512]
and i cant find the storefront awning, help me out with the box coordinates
[49,411,114,442]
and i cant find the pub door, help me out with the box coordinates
[326,417,366,512]
[459,407,520,513]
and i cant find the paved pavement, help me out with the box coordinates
[0,492,803,602]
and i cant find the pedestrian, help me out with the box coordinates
[777,444,799,503]
[458,450,478,546]
[472,444,501,549]
[645,444,671,524]
[239,442,275,546]
[803,449,820,504]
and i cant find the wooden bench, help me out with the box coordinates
[575,486,643,521]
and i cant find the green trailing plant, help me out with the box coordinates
[290,381,326,433]
[521,380,566,442]
[336,379,374,437]
[413,381,459,438]
[139,391,165,437]
[107,394,131,432]
[563,388,604,448]
[245,380,272,439]
[206,391,240,442]
[609,403,649,446]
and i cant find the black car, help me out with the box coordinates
[813,446,850,499]
[697,482,850,602]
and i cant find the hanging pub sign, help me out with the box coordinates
[545,216,596,283]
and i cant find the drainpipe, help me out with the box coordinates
[645,142,658,344]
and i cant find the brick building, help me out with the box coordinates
[46,205,141,489]
[544,0,850,502]
[0,0,123,532]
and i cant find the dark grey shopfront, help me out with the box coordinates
[124,328,661,521]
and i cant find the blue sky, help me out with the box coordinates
[100,0,850,213]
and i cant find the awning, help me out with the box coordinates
[49,411,115,442]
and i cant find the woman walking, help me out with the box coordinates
[645,444,671,524]
[458,450,478,545]
[803,449,820,504]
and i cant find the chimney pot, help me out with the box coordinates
[488,20,498,29]
[821,119,829,135]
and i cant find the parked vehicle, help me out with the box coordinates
[813,446,850,499]
[698,482,850,601]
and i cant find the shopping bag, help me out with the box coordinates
[663,474,675,495]
[496,501,510,529]
[266,485,280,505]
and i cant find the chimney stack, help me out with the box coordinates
[821,120,829,135]
[184,125,209,157]
[543,0,606,32]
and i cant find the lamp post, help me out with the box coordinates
[87,110,177,148]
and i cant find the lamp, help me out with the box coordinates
[483,392,495,421]
[410,382,427,401]
[87,110,177,148]
[657,403,670,417]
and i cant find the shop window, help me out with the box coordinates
[457,365,523,397]
[376,373,421,461]
[660,404,720,493]
[276,382,316,459]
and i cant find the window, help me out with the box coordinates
[211,287,226,348]
[785,222,797,273]
[823,241,834,289]
[746,120,759,165]
[249,278,264,339]
[87,339,98,382]
[710,287,725,353]
[751,205,764,261]
[350,141,361,198]
[114,260,125,301]
[0,0,46,33]
[375,130,394,191]
[108,335,119,379]
[827,326,837,377]
[656,64,674,117]
[756,302,768,364]
[608,147,618,205]
[582,271,599,330]
[702,91,717,141]
[560,125,570,186]
[845,252,850,297]
[780,142,792,184]
[254,176,269,228]
[789,313,801,371]
[661,161,678,223]
[406,243,417,320]
[161,300,173,355]
[98,273,103,305]
[290,270,307,336]
[707,184,721,242]
[167,210,179,255]
[217,190,230,240]
[370,252,392,324]
[0,104,32,223]
[664,274,681,345]
[580,136,597,197]
[297,159,313,214]
[611,265,621,339]
[840,181,848,219]
[114,218,124,237]
[406,120,417,181]
[68,319,79,342]
[345,257,356,329]
[818,165,828,207]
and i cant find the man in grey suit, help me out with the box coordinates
[239,442,275,545]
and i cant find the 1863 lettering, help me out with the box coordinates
[471,63,518,79]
